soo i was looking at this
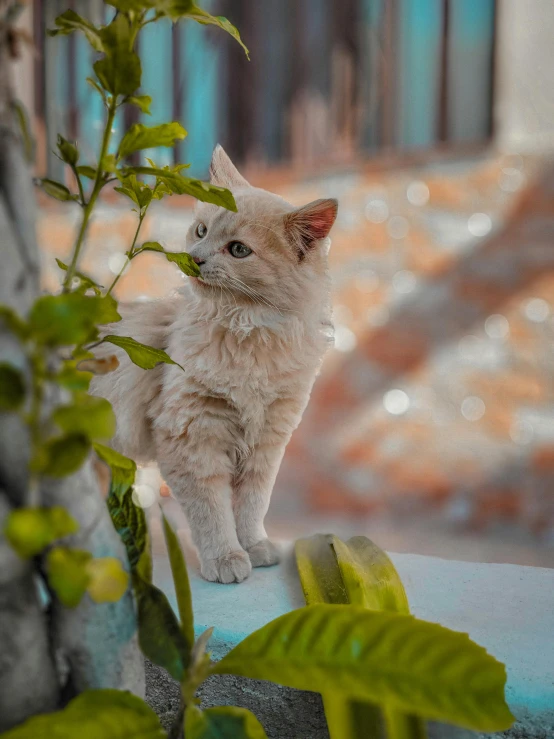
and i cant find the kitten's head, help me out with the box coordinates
[185,145,338,313]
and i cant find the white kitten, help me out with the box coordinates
[91,145,337,583]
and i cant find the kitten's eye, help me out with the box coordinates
[228,242,253,259]
[196,222,207,238]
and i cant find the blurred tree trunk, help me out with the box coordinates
[0,2,144,731]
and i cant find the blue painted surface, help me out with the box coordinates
[180,7,220,177]
[75,35,103,163]
[447,0,495,142]
[397,0,444,149]
[154,542,554,716]
[139,15,175,166]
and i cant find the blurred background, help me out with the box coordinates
[11,0,554,566]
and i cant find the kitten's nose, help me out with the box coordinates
[192,255,206,266]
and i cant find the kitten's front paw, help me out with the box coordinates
[200,549,252,584]
[247,538,281,568]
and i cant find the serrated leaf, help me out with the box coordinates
[118,122,187,160]
[57,134,79,166]
[94,443,137,500]
[47,546,92,607]
[4,506,79,559]
[47,9,104,52]
[127,94,152,115]
[37,433,91,477]
[94,15,142,97]
[184,706,267,739]
[76,165,97,180]
[162,514,194,654]
[53,396,116,441]
[102,335,183,371]
[213,605,514,733]
[0,305,28,339]
[0,362,25,411]
[56,258,103,295]
[0,689,166,738]
[138,242,201,277]
[87,557,129,603]
[38,178,76,202]
[106,485,151,577]
[134,573,190,681]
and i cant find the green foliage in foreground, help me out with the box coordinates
[0,2,514,737]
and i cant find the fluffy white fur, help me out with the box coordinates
[91,146,337,583]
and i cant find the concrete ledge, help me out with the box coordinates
[152,536,554,737]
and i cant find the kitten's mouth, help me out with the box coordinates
[190,276,210,287]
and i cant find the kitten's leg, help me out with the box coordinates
[155,429,251,584]
[233,397,305,567]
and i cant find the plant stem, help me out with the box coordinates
[105,210,145,296]
[71,164,86,207]
[63,98,117,291]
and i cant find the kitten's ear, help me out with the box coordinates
[209,144,250,189]
[285,198,338,259]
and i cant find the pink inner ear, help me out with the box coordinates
[297,199,338,241]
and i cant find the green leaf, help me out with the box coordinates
[123,166,237,211]
[76,165,97,180]
[57,134,79,166]
[4,506,79,559]
[29,294,119,347]
[138,242,201,277]
[12,99,35,163]
[106,0,155,10]
[94,14,142,97]
[37,433,91,477]
[0,305,28,339]
[296,535,424,739]
[37,178,77,202]
[184,706,267,739]
[86,76,107,102]
[0,362,25,411]
[53,396,116,441]
[114,173,153,210]
[134,574,190,681]
[47,9,104,52]
[162,514,194,654]
[46,546,92,608]
[102,335,184,371]
[87,557,129,603]
[127,94,152,115]
[213,604,514,733]
[0,688,166,738]
[118,122,187,160]
[106,486,151,582]
[56,258,103,295]
[55,363,93,392]
[186,9,249,59]
[93,442,137,500]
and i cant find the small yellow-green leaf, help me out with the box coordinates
[94,443,137,500]
[162,514,194,654]
[103,335,184,371]
[1,689,165,738]
[55,362,93,392]
[118,122,187,160]
[53,396,116,441]
[37,433,91,477]
[4,506,79,559]
[184,705,268,739]
[47,546,92,608]
[188,10,250,59]
[0,305,28,339]
[76,165,97,180]
[127,94,152,115]
[87,557,129,603]
[0,362,25,411]
[47,10,104,52]
[56,258,103,295]
[29,294,96,346]
[12,99,35,163]
[138,242,201,277]
[37,178,76,202]
[214,605,515,733]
